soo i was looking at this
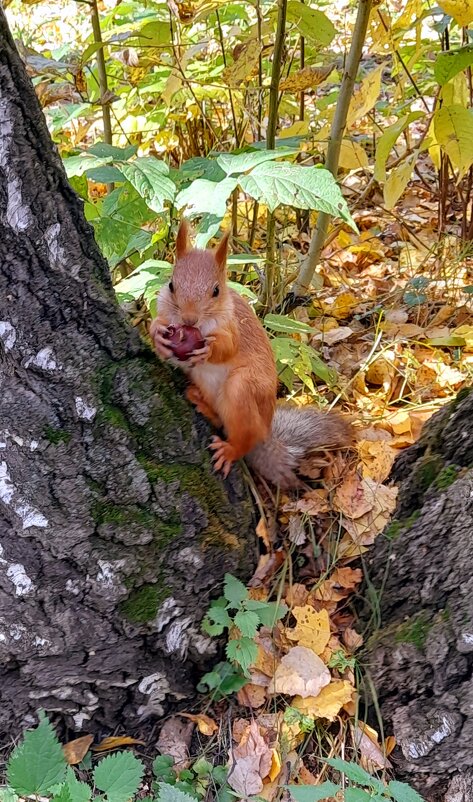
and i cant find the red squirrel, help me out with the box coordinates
[150,220,352,486]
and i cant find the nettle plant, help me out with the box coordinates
[1,714,228,802]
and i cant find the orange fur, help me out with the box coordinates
[153,221,278,476]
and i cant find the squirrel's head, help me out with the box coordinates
[160,219,232,330]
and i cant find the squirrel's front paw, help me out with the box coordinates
[209,436,236,478]
[150,320,174,360]
[187,336,214,366]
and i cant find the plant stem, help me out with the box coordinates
[291,0,373,297]
[260,0,287,309]
[90,0,112,146]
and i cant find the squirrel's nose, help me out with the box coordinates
[183,316,198,326]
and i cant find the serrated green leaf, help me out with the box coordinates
[223,574,248,607]
[7,716,67,796]
[286,1,335,44]
[240,163,356,229]
[52,785,72,802]
[286,780,341,801]
[202,604,232,636]
[244,600,288,627]
[115,157,175,213]
[434,44,473,86]
[156,782,197,802]
[0,789,19,802]
[64,767,91,802]
[387,780,425,802]
[93,752,144,802]
[327,758,376,788]
[226,637,258,674]
[234,609,260,637]
[264,314,314,334]
[216,149,297,175]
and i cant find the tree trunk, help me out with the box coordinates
[0,10,254,738]
[363,388,473,802]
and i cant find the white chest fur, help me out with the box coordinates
[190,361,229,402]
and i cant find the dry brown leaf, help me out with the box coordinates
[343,627,364,652]
[227,720,273,797]
[256,517,272,549]
[286,606,331,654]
[237,683,267,709]
[365,353,397,388]
[91,736,144,753]
[352,723,392,770]
[284,488,330,516]
[63,735,94,764]
[249,550,286,587]
[383,322,424,339]
[293,680,355,721]
[331,566,363,589]
[270,645,331,698]
[288,514,307,545]
[222,39,262,86]
[321,291,359,320]
[280,64,334,91]
[333,472,374,519]
[157,716,194,770]
[343,479,398,545]
[358,439,397,483]
[311,326,354,346]
[179,713,218,736]
[285,582,309,608]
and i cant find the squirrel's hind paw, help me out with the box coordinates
[209,436,236,478]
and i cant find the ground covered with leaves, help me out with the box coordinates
[4,0,473,798]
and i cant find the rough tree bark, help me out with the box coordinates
[0,10,254,738]
[364,388,473,802]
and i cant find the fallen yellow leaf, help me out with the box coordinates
[286,606,331,654]
[293,680,355,721]
[180,713,218,736]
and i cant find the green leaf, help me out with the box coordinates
[64,768,91,802]
[374,112,424,182]
[226,637,258,674]
[63,153,112,178]
[156,783,197,802]
[434,104,473,180]
[244,600,288,627]
[426,335,466,347]
[462,284,473,293]
[223,573,248,608]
[239,163,356,228]
[115,157,176,213]
[52,785,72,802]
[286,1,335,44]
[176,176,238,218]
[327,758,377,788]
[228,281,258,301]
[216,148,297,175]
[7,715,67,796]
[227,253,265,266]
[0,789,19,802]
[286,780,341,801]
[387,780,425,802]
[264,314,314,334]
[435,44,473,86]
[89,142,137,160]
[114,260,172,301]
[93,752,144,802]
[202,604,233,636]
[234,609,260,637]
[87,166,125,183]
[299,342,337,385]
[345,789,373,802]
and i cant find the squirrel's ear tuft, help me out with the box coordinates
[214,230,230,270]
[176,219,191,259]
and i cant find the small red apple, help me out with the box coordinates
[163,325,205,361]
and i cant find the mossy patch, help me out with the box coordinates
[91,499,181,545]
[417,454,443,491]
[384,509,421,540]
[44,425,71,445]
[120,581,170,623]
[394,612,432,650]
[434,465,458,490]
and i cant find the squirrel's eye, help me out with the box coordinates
[212,285,220,298]
[169,281,174,293]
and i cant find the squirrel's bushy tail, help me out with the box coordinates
[246,403,353,488]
